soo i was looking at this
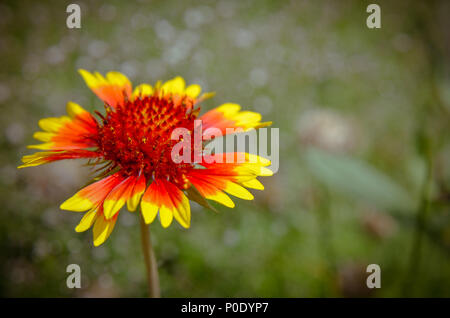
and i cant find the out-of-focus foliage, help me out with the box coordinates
[0,0,449,297]
[305,148,415,212]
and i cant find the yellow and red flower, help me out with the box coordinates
[19,70,273,246]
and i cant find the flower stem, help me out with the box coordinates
[140,215,161,298]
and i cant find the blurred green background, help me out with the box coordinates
[0,0,449,297]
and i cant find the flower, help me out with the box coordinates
[19,70,273,246]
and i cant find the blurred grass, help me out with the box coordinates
[0,0,449,297]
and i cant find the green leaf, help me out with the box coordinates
[304,148,415,212]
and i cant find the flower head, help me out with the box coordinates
[19,70,273,246]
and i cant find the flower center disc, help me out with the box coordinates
[97,94,198,188]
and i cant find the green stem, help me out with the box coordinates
[403,150,433,296]
[140,215,161,298]
[316,188,336,296]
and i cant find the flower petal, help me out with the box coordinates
[140,183,159,225]
[161,76,185,95]
[127,173,147,212]
[75,208,98,232]
[185,84,201,98]
[187,152,272,207]
[132,84,153,100]
[103,176,137,219]
[79,69,132,108]
[141,179,191,228]
[60,173,125,212]
[161,180,190,228]
[159,206,174,228]
[201,103,271,138]
[28,102,98,151]
[240,178,264,190]
[223,181,254,200]
[187,174,235,208]
[18,149,99,169]
[93,213,118,246]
